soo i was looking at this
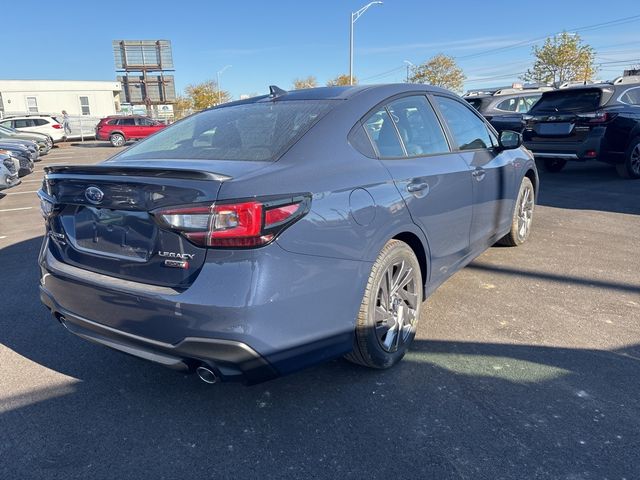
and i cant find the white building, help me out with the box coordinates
[0,80,122,118]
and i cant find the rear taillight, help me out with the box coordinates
[576,112,617,124]
[153,195,311,248]
[52,124,63,129]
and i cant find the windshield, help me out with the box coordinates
[531,89,602,113]
[0,125,18,134]
[117,100,335,162]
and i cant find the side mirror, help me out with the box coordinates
[498,130,522,150]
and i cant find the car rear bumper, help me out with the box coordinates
[39,239,370,383]
[40,287,278,384]
[524,136,603,161]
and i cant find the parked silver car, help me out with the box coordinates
[0,150,21,191]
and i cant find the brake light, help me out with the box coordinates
[52,124,63,129]
[154,196,310,248]
[576,112,617,124]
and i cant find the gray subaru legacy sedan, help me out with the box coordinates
[38,84,538,384]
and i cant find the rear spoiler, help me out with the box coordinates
[43,164,231,182]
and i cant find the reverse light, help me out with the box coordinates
[154,195,310,248]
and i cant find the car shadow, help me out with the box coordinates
[535,160,639,215]
[1,236,639,479]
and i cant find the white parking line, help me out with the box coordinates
[0,207,33,212]
[0,236,6,239]
[21,179,45,183]
[4,190,39,195]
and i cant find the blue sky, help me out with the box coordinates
[4,1,640,98]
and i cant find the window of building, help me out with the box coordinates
[79,96,91,115]
[26,97,38,113]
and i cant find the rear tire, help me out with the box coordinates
[498,177,535,247]
[542,158,567,173]
[615,137,640,179]
[345,240,423,369]
[110,133,125,147]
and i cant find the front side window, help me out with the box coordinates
[496,97,518,112]
[434,96,493,151]
[386,95,449,156]
[116,100,334,162]
[14,119,32,128]
[26,97,38,113]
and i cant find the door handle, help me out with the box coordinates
[472,168,486,181]
[407,181,429,193]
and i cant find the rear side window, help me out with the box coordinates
[364,108,404,158]
[33,118,48,126]
[386,96,449,156]
[434,96,493,151]
[531,90,602,113]
[117,100,334,162]
[118,118,136,126]
[619,87,640,105]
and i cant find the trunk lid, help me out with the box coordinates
[524,88,612,143]
[42,162,241,288]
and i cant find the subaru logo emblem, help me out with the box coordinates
[85,186,104,205]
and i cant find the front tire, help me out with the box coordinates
[345,240,423,369]
[542,158,567,173]
[110,133,125,147]
[615,137,640,179]
[498,177,535,247]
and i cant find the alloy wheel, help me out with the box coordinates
[517,183,534,242]
[630,144,640,176]
[374,259,419,353]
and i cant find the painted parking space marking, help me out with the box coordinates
[4,190,39,195]
[0,207,33,213]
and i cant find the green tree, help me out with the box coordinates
[408,54,465,93]
[326,74,357,86]
[292,76,318,89]
[173,95,193,119]
[184,80,231,110]
[523,32,596,84]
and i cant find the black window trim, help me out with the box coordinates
[357,91,454,161]
[430,93,500,152]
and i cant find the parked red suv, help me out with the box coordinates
[95,115,166,147]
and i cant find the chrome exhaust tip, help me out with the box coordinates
[196,366,219,384]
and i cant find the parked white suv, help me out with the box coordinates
[0,115,66,143]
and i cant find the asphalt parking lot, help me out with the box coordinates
[1,143,639,479]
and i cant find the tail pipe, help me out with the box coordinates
[196,365,219,384]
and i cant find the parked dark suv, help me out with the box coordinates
[522,78,640,178]
[465,85,551,133]
[95,115,165,147]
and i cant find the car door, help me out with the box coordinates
[135,117,156,137]
[364,94,474,283]
[432,95,515,250]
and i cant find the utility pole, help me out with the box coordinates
[349,2,383,85]
[404,60,414,83]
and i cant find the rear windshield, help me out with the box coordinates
[530,89,602,113]
[117,100,335,162]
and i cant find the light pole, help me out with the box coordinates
[349,1,383,85]
[216,65,232,105]
[404,60,414,83]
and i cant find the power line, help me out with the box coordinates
[455,13,640,61]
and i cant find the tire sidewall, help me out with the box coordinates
[623,137,640,179]
[360,243,422,368]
